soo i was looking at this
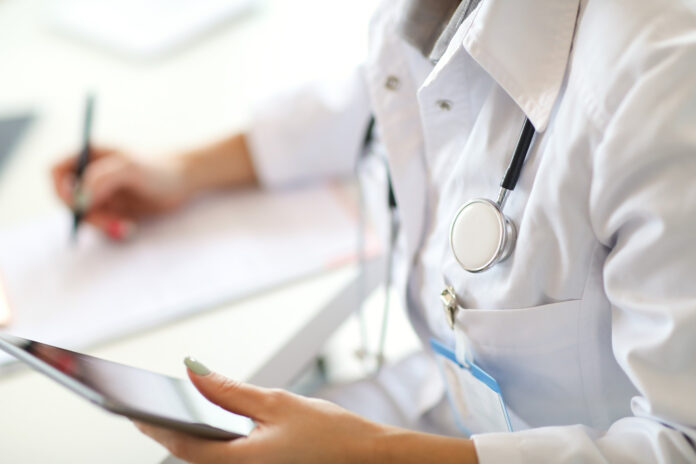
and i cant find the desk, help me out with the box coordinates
[0,0,381,461]
[0,266,365,463]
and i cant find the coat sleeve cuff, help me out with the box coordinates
[246,67,370,190]
[472,433,525,463]
[245,107,300,189]
[471,424,607,463]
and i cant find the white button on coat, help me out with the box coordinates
[246,0,696,462]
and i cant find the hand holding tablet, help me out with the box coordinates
[0,333,254,440]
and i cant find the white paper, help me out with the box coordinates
[0,184,373,366]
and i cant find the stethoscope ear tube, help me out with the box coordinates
[501,118,535,191]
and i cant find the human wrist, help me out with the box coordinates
[365,426,404,463]
[175,133,257,197]
[172,151,206,198]
[368,426,479,464]
[349,422,395,464]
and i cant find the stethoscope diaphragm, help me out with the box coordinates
[449,198,516,272]
[449,117,535,273]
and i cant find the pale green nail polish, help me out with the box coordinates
[184,356,211,376]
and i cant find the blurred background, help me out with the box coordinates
[0,0,374,221]
[0,0,423,462]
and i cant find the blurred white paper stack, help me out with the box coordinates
[0,183,379,367]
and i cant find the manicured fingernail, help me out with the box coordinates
[184,356,211,376]
[107,220,136,240]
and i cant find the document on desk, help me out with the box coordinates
[0,183,375,367]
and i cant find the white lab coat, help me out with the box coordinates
[247,0,696,462]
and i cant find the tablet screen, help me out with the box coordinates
[0,333,254,437]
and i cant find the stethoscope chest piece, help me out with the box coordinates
[449,117,535,273]
[449,198,516,273]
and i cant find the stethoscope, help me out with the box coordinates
[449,117,536,272]
[355,115,535,370]
[364,115,536,273]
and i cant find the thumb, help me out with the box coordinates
[184,356,267,420]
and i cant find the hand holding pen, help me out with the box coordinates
[50,100,197,241]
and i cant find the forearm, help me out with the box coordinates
[176,133,258,196]
[369,428,478,464]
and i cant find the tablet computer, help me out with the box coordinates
[0,333,254,440]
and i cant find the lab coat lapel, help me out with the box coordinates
[462,0,581,131]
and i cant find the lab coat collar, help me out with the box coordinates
[462,0,581,132]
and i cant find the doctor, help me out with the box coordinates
[52,0,696,462]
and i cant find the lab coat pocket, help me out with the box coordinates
[453,299,592,429]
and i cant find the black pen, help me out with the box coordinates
[71,95,95,241]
